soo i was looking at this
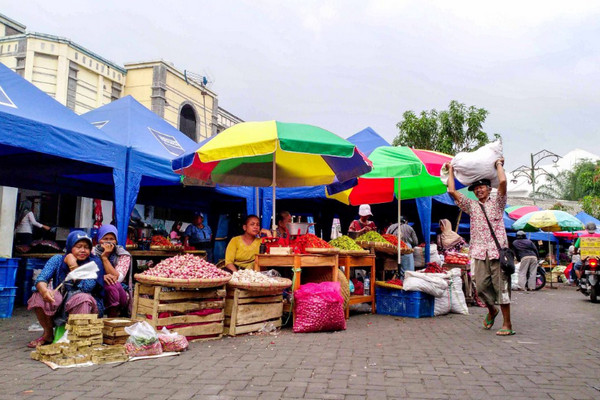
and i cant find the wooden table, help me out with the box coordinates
[339,254,376,318]
[129,249,206,262]
[253,254,338,291]
[16,253,61,259]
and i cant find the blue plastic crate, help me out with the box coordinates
[376,287,434,318]
[0,287,17,318]
[0,258,20,287]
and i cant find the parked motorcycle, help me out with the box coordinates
[577,256,600,303]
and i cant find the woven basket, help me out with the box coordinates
[375,280,403,290]
[339,249,370,256]
[134,273,231,288]
[227,277,292,291]
[304,247,339,254]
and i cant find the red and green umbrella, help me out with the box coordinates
[327,147,466,205]
[505,205,541,220]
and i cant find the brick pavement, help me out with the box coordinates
[1,284,599,399]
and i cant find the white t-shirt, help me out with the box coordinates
[15,212,43,234]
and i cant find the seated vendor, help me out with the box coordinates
[348,204,377,235]
[224,215,272,273]
[436,218,468,255]
[93,225,131,318]
[26,230,105,348]
[184,213,213,262]
[275,211,292,239]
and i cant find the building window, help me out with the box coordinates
[0,45,3,54]
[111,82,121,101]
[67,62,79,111]
[7,45,11,52]
[179,104,197,140]
[89,59,92,67]
[101,65,104,73]
[74,52,78,60]
[82,56,86,64]
[40,42,45,50]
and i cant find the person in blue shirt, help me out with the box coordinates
[26,230,105,348]
[184,213,213,262]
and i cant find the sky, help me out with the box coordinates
[3,0,600,172]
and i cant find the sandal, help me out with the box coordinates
[483,309,499,330]
[496,329,516,336]
[27,336,52,348]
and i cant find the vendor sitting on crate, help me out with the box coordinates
[224,215,272,273]
[93,225,131,318]
[26,231,105,348]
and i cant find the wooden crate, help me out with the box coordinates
[224,287,284,336]
[132,283,225,342]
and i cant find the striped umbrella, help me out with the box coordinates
[172,120,372,229]
[505,205,542,220]
[512,210,584,232]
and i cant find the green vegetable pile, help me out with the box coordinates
[355,231,387,243]
[328,235,363,250]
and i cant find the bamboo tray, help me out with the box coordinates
[227,277,292,291]
[149,245,183,251]
[134,273,231,288]
[304,247,340,254]
[375,280,403,290]
[338,249,370,256]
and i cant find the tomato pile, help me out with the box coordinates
[443,252,470,265]
[292,233,332,253]
[381,234,398,246]
[151,235,171,246]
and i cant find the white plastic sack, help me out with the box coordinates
[511,262,521,290]
[413,246,425,268]
[441,140,504,188]
[429,244,442,266]
[434,288,451,316]
[448,268,469,315]
[403,270,449,297]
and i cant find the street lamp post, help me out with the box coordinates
[510,150,561,203]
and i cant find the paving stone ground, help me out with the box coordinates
[1,284,599,400]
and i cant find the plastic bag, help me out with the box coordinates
[124,321,162,357]
[413,247,425,268]
[441,140,503,188]
[293,282,346,333]
[158,327,189,352]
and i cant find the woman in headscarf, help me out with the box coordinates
[437,219,468,255]
[93,225,132,318]
[14,200,50,246]
[26,231,105,347]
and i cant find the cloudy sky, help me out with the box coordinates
[4,0,600,171]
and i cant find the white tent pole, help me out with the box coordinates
[272,151,277,232]
[255,187,259,216]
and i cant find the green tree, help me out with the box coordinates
[393,100,495,154]
[581,195,600,219]
[534,159,600,200]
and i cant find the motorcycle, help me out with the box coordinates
[577,256,600,303]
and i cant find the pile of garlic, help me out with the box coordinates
[230,269,280,284]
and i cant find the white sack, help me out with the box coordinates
[413,246,425,268]
[441,140,504,188]
[429,244,442,266]
[511,262,521,290]
[448,268,469,315]
[403,270,449,297]
[434,289,451,316]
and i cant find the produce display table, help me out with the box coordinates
[253,254,338,291]
[443,263,473,304]
[338,254,376,318]
[131,283,225,342]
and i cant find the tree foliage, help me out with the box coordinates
[534,159,600,201]
[581,195,600,219]
[393,100,495,155]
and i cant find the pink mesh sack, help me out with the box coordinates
[293,281,346,333]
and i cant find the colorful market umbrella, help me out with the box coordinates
[512,210,584,288]
[512,210,584,233]
[505,205,542,220]
[172,120,372,229]
[327,147,455,205]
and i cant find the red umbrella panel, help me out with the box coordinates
[505,205,542,220]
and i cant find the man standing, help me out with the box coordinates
[387,217,419,275]
[512,230,539,291]
[446,158,514,336]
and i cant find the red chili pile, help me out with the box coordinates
[385,278,403,286]
[293,234,332,253]
[382,234,398,246]
[151,235,171,246]
[140,254,229,279]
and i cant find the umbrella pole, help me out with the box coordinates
[272,153,277,233]
[397,179,402,268]
[455,210,462,233]
[549,239,557,289]
[255,187,259,216]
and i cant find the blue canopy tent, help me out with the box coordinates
[0,62,129,218]
[575,211,600,227]
[81,96,242,244]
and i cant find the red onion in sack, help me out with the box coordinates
[293,281,346,333]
